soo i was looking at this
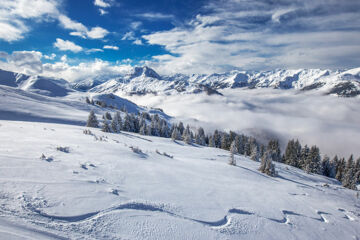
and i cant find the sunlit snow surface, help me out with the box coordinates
[0,121,359,239]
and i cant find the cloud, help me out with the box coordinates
[94,0,111,8]
[136,13,174,20]
[59,15,109,39]
[86,48,104,54]
[0,0,59,42]
[103,45,119,50]
[53,38,83,52]
[0,50,43,75]
[94,0,116,15]
[0,0,110,42]
[86,27,109,39]
[142,0,360,74]
[42,58,132,82]
[44,53,56,60]
[133,39,143,45]
[130,21,142,30]
[121,31,143,45]
[126,89,360,157]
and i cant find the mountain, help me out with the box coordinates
[2,67,360,97]
[71,66,360,97]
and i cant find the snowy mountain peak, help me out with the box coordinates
[129,66,161,80]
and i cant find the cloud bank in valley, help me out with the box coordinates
[126,89,360,157]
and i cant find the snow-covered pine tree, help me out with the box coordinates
[208,135,215,147]
[335,158,346,181]
[102,121,111,132]
[86,110,99,128]
[229,140,237,166]
[178,122,185,135]
[220,133,229,150]
[259,150,276,176]
[195,127,206,146]
[139,123,147,135]
[305,145,321,174]
[329,155,339,178]
[171,128,180,141]
[111,116,119,133]
[267,139,281,162]
[250,143,259,161]
[321,155,331,177]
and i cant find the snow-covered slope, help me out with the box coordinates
[0,121,359,239]
[0,69,74,97]
[78,66,360,97]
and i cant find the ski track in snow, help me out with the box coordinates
[23,200,340,230]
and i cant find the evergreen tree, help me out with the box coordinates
[259,150,276,176]
[213,130,221,148]
[171,128,180,141]
[250,143,259,161]
[208,135,215,147]
[86,110,99,128]
[321,155,331,177]
[178,122,185,135]
[335,158,346,181]
[229,140,237,165]
[221,133,229,150]
[139,123,147,135]
[267,139,281,162]
[195,127,206,146]
[305,145,321,174]
[105,112,112,120]
[85,96,91,104]
[102,121,111,132]
[329,155,339,178]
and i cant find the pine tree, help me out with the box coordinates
[305,145,321,174]
[321,155,331,177]
[250,143,259,161]
[171,128,180,141]
[195,127,206,146]
[220,133,229,150]
[208,135,215,147]
[259,150,276,176]
[335,158,345,181]
[267,139,281,162]
[229,140,237,165]
[86,110,99,128]
[139,123,146,135]
[105,112,112,120]
[85,97,91,104]
[102,121,111,132]
[178,122,185,135]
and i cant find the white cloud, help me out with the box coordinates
[0,1,110,42]
[126,88,360,157]
[99,9,108,15]
[86,27,109,39]
[53,38,83,52]
[142,0,360,74]
[58,15,109,39]
[0,50,43,75]
[103,45,119,50]
[121,32,136,41]
[86,48,104,54]
[94,0,111,8]
[42,58,132,82]
[44,53,56,60]
[133,39,143,45]
[130,21,142,30]
[136,13,174,20]
[0,0,59,42]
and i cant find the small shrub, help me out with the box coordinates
[57,146,70,153]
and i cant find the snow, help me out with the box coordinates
[0,121,359,239]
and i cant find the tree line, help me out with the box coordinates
[86,109,359,190]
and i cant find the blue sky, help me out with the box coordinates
[0,0,359,79]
